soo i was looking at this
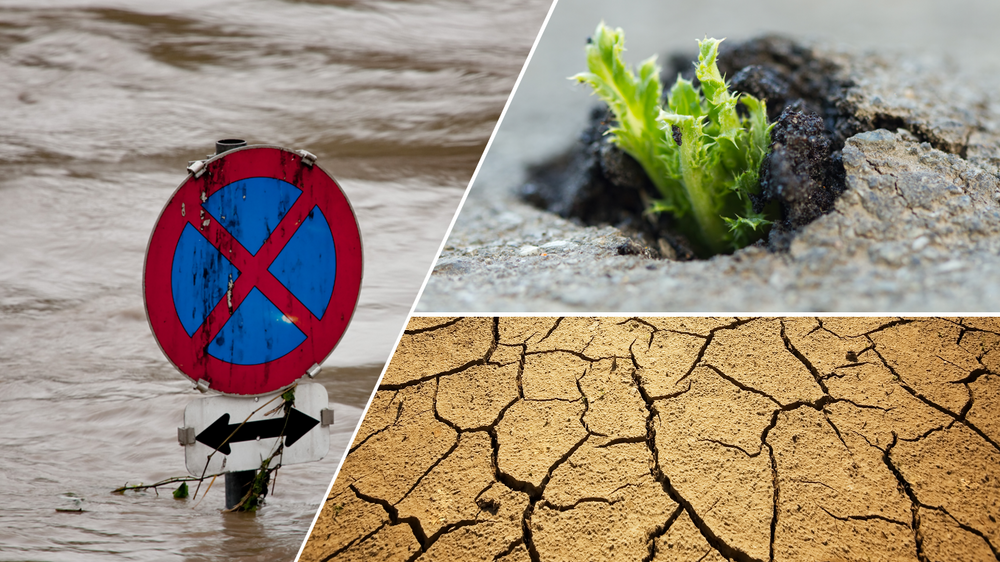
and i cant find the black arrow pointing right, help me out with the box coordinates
[195,408,320,455]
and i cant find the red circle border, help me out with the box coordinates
[143,146,363,396]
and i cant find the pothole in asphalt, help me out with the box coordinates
[520,35,965,260]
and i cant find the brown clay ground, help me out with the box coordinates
[300,318,1000,562]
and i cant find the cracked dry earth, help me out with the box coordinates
[301,317,1000,562]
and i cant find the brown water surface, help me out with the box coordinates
[0,0,548,559]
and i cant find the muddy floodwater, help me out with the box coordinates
[0,0,547,560]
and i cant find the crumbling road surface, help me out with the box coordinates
[418,37,1000,312]
[301,317,1000,562]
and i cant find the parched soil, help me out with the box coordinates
[300,317,1000,562]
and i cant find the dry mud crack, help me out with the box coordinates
[302,317,1000,562]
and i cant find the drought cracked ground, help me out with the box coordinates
[301,317,1000,562]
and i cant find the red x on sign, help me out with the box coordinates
[144,146,362,396]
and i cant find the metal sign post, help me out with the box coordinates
[143,139,362,509]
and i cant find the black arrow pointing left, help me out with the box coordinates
[195,408,320,455]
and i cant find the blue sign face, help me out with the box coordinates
[169,177,338,367]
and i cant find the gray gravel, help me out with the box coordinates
[418,0,1000,312]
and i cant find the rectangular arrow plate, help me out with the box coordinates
[182,382,330,476]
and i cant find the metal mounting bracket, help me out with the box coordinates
[296,150,317,167]
[178,426,195,446]
[186,160,207,178]
[320,408,334,427]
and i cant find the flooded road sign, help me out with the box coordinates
[179,382,332,476]
[144,146,363,396]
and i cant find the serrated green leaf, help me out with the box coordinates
[667,77,701,117]
[647,198,680,216]
[724,213,773,248]
[724,214,771,231]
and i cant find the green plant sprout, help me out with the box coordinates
[573,22,775,256]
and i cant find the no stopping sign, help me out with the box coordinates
[143,146,362,396]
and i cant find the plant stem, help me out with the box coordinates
[679,173,727,257]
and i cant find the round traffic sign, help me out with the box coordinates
[144,146,362,396]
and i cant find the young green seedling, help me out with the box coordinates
[573,22,775,256]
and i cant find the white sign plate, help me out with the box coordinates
[182,382,330,476]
